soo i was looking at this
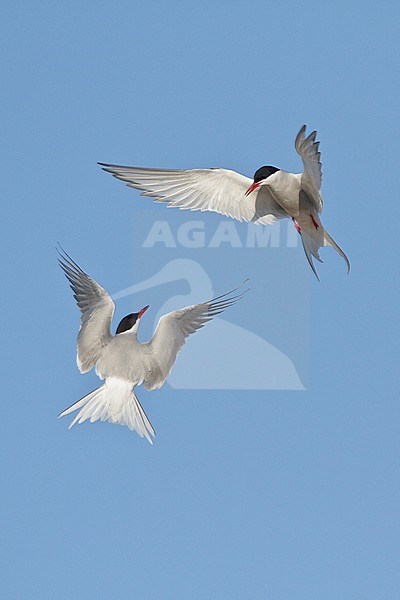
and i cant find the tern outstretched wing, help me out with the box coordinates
[99,164,286,225]
[58,248,115,373]
[295,125,323,213]
[142,285,248,391]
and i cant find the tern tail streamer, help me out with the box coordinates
[59,378,155,443]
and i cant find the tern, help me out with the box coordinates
[58,248,246,443]
[99,125,350,280]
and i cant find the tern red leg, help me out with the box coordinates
[310,214,319,230]
[292,217,301,234]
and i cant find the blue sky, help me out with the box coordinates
[1,1,399,598]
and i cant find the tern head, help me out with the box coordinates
[115,305,149,335]
[245,165,280,196]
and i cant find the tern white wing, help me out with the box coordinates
[295,125,323,213]
[58,248,115,373]
[99,164,286,225]
[142,286,247,391]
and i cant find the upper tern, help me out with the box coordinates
[58,248,246,443]
[99,125,350,280]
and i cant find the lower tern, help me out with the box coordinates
[58,249,246,443]
[100,125,350,280]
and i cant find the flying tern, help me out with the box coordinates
[58,248,247,443]
[99,125,350,280]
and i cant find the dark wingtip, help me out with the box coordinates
[56,242,67,259]
[98,162,116,173]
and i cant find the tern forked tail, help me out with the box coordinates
[294,215,350,280]
[59,377,155,444]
